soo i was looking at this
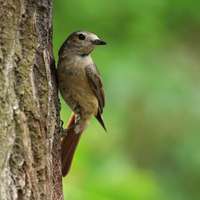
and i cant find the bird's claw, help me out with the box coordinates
[59,120,67,138]
[59,119,80,138]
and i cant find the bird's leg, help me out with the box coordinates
[59,119,80,138]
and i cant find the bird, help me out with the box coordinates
[57,30,107,177]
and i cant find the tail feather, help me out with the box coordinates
[61,112,83,177]
[61,110,106,177]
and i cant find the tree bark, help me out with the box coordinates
[0,0,63,199]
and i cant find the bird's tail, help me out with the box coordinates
[61,112,83,177]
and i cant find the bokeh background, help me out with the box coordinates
[53,1,200,199]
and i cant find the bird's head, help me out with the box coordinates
[59,31,107,57]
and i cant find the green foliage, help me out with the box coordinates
[53,0,200,199]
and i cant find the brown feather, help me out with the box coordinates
[61,112,83,177]
[95,108,107,132]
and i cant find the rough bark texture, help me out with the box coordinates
[0,0,63,199]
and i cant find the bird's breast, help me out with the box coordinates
[57,55,98,115]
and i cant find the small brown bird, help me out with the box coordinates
[57,31,107,177]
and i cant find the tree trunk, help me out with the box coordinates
[0,0,63,199]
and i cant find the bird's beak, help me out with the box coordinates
[92,39,107,45]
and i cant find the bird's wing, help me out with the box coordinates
[85,64,107,131]
[85,64,105,112]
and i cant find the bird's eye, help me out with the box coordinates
[78,34,85,40]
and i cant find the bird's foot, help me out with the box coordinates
[59,119,80,138]
[59,120,68,138]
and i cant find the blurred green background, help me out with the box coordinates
[53,0,200,199]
